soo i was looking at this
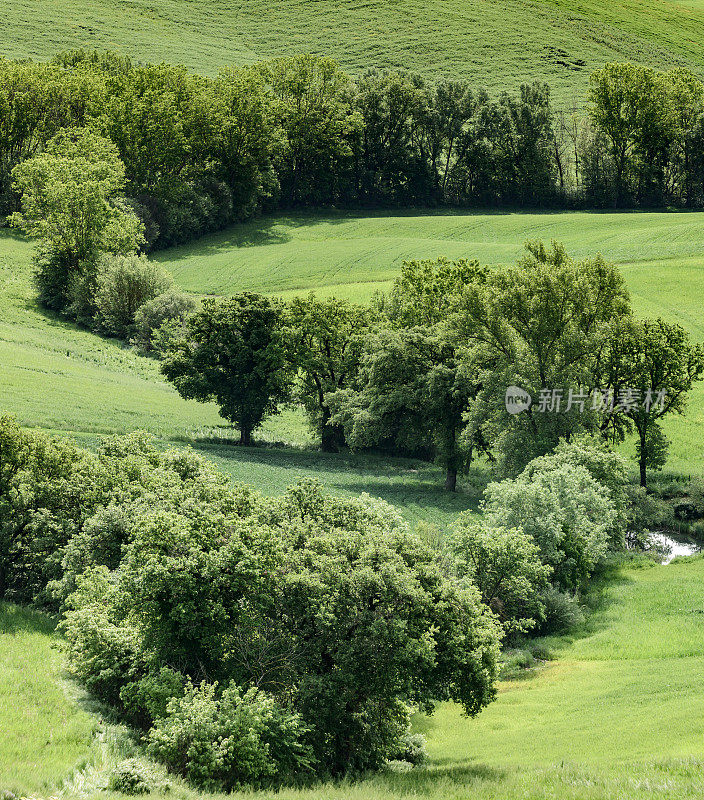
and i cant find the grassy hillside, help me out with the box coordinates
[8,556,704,799]
[0,603,97,796]
[157,209,704,475]
[2,0,704,102]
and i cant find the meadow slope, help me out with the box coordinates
[2,0,704,102]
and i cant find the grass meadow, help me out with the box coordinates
[1,0,704,104]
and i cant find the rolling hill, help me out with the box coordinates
[2,0,704,102]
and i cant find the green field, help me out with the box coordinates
[0,603,97,796]
[7,557,704,798]
[2,0,704,103]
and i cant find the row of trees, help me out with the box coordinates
[160,245,704,490]
[3,54,704,252]
[8,129,701,490]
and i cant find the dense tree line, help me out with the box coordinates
[155,246,703,490]
[3,54,704,255]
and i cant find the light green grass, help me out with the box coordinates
[2,0,704,104]
[0,602,97,796]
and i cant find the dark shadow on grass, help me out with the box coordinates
[0,601,57,636]
[190,441,486,520]
[373,762,507,794]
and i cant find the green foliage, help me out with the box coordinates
[10,127,144,320]
[484,462,615,591]
[132,288,197,355]
[457,241,632,475]
[162,293,291,445]
[285,293,372,450]
[600,317,704,486]
[329,326,477,489]
[147,681,314,790]
[95,253,173,339]
[449,518,551,634]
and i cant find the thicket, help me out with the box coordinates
[0,414,675,787]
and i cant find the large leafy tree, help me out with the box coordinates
[285,294,371,451]
[161,293,291,446]
[328,327,477,490]
[10,126,144,315]
[456,241,631,475]
[599,317,704,487]
[588,63,671,206]
[261,54,360,206]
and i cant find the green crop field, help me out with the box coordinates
[2,0,704,103]
[7,556,704,798]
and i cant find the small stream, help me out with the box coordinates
[649,532,702,564]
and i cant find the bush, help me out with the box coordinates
[132,289,196,355]
[107,760,152,795]
[484,462,615,591]
[147,681,314,791]
[391,732,428,766]
[95,253,172,339]
[536,586,585,635]
[448,518,550,635]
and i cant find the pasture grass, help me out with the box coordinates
[2,0,704,104]
[0,602,98,796]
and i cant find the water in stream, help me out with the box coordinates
[649,532,702,564]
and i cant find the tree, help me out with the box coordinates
[456,241,631,475]
[599,317,704,487]
[377,256,488,328]
[285,294,371,451]
[161,293,290,446]
[261,54,360,206]
[10,127,144,318]
[109,479,501,776]
[328,327,477,490]
[588,63,671,206]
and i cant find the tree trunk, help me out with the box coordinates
[239,427,252,447]
[445,467,457,492]
[639,430,647,488]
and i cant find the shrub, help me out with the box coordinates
[147,681,314,791]
[484,463,615,591]
[132,289,196,355]
[536,586,585,634]
[107,760,152,795]
[95,253,172,339]
[448,518,551,635]
[391,732,428,766]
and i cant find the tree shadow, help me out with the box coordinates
[191,441,486,521]
[0,600,57,636]
[373,761,507,794]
